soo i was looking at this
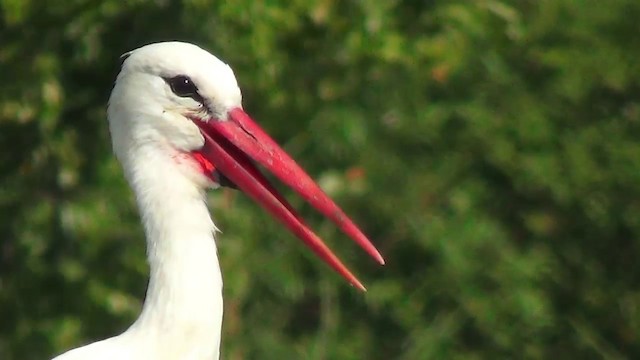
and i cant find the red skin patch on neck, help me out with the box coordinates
[192,151,216,174]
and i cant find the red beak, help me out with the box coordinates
[194,108,384,291]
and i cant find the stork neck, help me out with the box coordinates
[123,149,223,358]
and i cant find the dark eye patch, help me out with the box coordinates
[164,75,203,103]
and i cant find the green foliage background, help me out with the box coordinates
[1,0,639,359]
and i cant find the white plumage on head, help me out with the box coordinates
[54,41,236,360]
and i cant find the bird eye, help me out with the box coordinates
[165,75,200,100]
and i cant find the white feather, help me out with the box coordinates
[54,41,243,360]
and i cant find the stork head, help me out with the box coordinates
[108,42,383,290]
[108,42,241,188]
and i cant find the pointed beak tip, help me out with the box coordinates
[372,251,385,265]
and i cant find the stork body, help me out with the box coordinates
[55,42,231,360]
[53,42,382,360]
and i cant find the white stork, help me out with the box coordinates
[53,42,384,360]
